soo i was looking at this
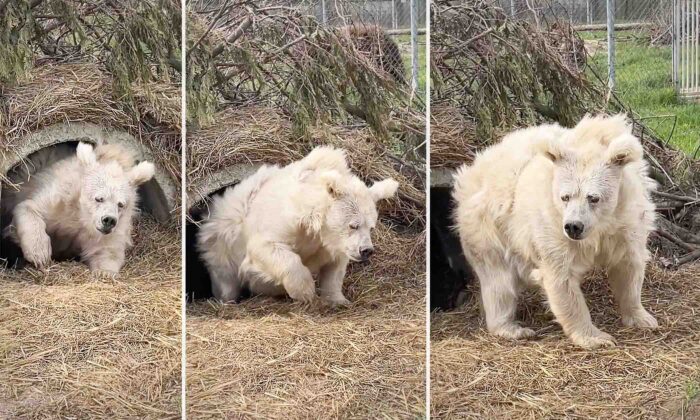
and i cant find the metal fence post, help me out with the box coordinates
[321,0,327,24]
[410,0,419,94]
[673,0,678,87]
[510,0,515,16]
[586,0,592,24]
[607,0,616,92]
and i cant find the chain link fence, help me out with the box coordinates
[496,0,667,26]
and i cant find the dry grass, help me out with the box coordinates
[431,262,700,419]
[1,63,134,150]
[0,217,182,419]
[186,225,426,419]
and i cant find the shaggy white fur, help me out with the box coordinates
[6,142,154,278]
[197,146,399,304]
[453,114,657,349]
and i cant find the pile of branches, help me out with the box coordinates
[186,0,423,141]
[431,0,700,267]
[0,0,182,182]
[431,0,601,158]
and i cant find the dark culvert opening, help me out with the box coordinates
[430,186,474,311]
[186,184,238,302]
[0,141,170,269]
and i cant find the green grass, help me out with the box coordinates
[688,379,700,401]
[584,32,700,155]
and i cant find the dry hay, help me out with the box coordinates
[186,224,425,418]
[0,63,133,150]
[0,217,181,419]
[431,262,700,419]
[430,105,479,168]
[0,62,182,185]
[186,106,425,226]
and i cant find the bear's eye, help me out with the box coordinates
[118,202,125,209]
[587,195,600,204]
[561,195,570,202]
[349,223,359,230]
[95,197,104,203]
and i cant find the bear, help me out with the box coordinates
[4,142,155,278]
[196,146,399,305]
[452,114,657,349]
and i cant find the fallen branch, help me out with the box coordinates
[676,249,700,266]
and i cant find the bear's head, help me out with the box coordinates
[319,171,399,262]
[76,142,155,235]
[539,114,645,241]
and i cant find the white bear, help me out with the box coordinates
[197,146,399,305]
[452,114,657,349]
[5,142,155,277]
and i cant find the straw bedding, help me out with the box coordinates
[186,224,426,418]
[430,262,700,419]
[0,218,181,419]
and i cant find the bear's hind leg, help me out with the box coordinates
[472,258,535,340]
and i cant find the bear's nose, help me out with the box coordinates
[102,216,117,229]
[564,221,584,239]
[360,247,374,261]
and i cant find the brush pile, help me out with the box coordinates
[431,0,700,267]
[186,0,422,137]
[0,0,182,183]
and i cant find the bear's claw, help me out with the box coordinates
[570,328,616,349]
[93,269,118,280]
[322,295,352,307]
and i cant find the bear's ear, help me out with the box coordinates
[129,161,155,186]
[369,178,399,202]
[76,142,97,167]
[319,170,344,198]
[606,133,643,166]
[536,136,568,163]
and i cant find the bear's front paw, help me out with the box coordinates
[92,269,118,280]
[570,328,616,349]
[24,235,52,269]
[286,281,317,303]
[491,323,536,340]
[622,309,658,329]
[322,295,352,307]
